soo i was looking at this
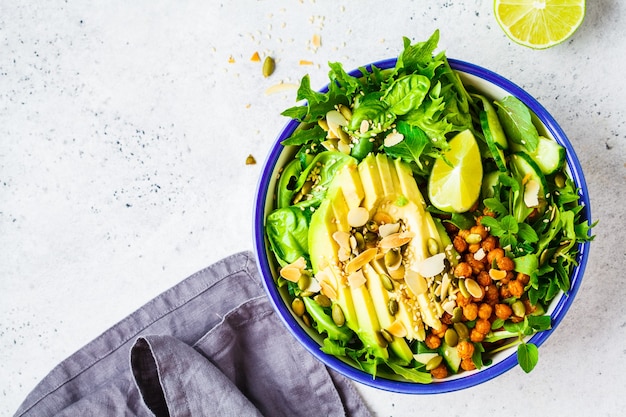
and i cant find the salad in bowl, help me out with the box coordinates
[253,30,594,393]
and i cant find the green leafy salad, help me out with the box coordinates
[264,30,594,382]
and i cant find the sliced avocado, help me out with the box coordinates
[362,263,413,364]
[308,198,339,274]
[357,153,384,212]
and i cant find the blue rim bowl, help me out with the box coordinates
[253,58,592,394]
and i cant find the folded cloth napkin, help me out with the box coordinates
[14,251,372,417]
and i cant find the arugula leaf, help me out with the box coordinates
[494,96,539,152]
[386,362,433,384]
[281,124,325,146]
[397,30,440,74]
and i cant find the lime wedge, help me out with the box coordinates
[494,0,586,50]
[428,130,483,213]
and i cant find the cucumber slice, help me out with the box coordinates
[510,152,548,220]
[511,136,565,175]
[478,96,509,149]
[480,111,507,172]
[481,170,501,199]
[440,341,461,373]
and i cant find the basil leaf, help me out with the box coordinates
[383,121,430,167]
[517,342,539,373]
[384,74,430,115]
[265,207,310,266]
[495,96,539,152]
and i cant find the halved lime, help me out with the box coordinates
[494,0,586,50]
[428,130,483,213]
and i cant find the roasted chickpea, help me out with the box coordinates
[477,270,492,287]
[495,303,513,320]
[467,258,485,275]
[523,299,538,316]
[487,248,505,265]
[457,340,475,360]
[485,285,499,305]
[508,279,525,298]
[425,333,441,350]
[431,363,449,379]
[462,303,478,321]
[444,222,459,234]
[516,272,530,285]
[468,243,481,253]
[497,256,515,271]
[454,262,472,278]
[471,224,489,240]
[482,206,497,218]
[453,235,468,253]
[500,284,513,299]
[461,357,477,371]
[431,323,448,338]
[470,328,485,342]
[478,303,493,320]
[456,292,470,308]
[481,235,498,252]
[457,229,470,240]
[474,318,491,335]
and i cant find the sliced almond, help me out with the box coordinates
[405,269,428,295]
[347,270,367,288]
[384,131,404,147]
[378,222,400,238]
[417,252,446,278]
[359,119,370,134]
[332,231,351,250]
[473,247,486,261]
[379,231,415,249]
[319,280,338,300]
[489,268,507,281]
[387,320,408,338]
[347,207,369,228]
[345,248,378,274]
[524,179,540,207]
[280,266,302,283]
[338,247,351,262]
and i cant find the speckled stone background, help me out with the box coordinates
[1,1,624,416]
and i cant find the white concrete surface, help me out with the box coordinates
[2,1,624,416]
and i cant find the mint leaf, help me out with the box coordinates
[517,222,539,243]
[384,121,430,167]
[483,197,508,217]
[517,342,539,373]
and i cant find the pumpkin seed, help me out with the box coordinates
[291,298,305,317]
[444,328,459,347]
[464,278,483,299]
[554,172,566,188]
[451,306,463,323]
[262,56,275,77]
[380,328,394,344]
[427,238,440,256]
[376,331,389,348]
[318,118,329,131]
[364,231,378,243]
[366,220,379,233]
[302,313,311,327]
[388,264,405,280]
[512,300,526,317]
[314,294,331,308]
[387,298,399,316]
[384,248,402,271]
[465,233,482,244]
[453,322,469,340]
[338,104,353,122]
[380,274,394,291]
[425,355,443,371]
[332,303,345,327]
[354,231,365,251]
[458,278,471,298]
[297,274,310,291]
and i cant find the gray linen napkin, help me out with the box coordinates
[14,251,372,417]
